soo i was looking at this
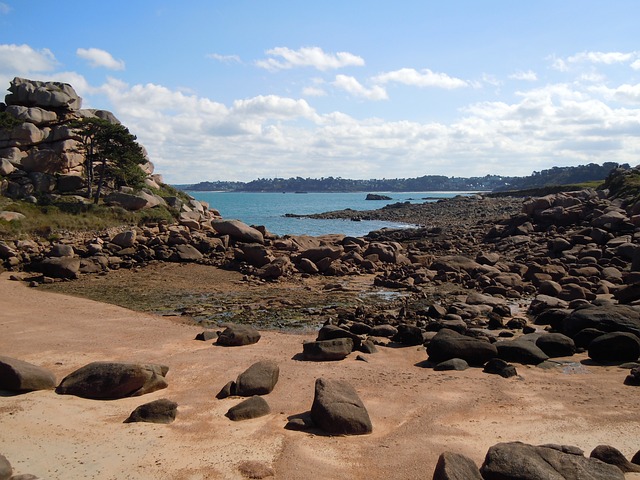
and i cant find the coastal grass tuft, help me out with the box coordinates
[0,197,177,239]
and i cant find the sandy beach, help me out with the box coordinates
[1,270,640,479]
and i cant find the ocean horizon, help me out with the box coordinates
[187,191,478,237]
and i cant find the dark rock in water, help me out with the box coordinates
[432,451,483,480]
[226,396,270,421]
[216,324,261,347]
[535,333,576,358]
[310,378,372,435]
[0,355,56,392]
[55,362,168,399]
[480,441,625,480]
[427,329,498,367]
[588,332,640,363]
[366,193,392,200]
[124,398,178,424]
[235,360,279,396]
[590,444,640,473]
[433,358,469,371]
[496,340,549,365]
[483,358,517,378]
[303,338,353,361]
[625,366,640,386]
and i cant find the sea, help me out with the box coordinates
[186,191,476,237]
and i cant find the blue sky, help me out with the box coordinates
[1,1,639,183]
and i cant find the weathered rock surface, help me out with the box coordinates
[55,362,169,399]
[427,329,498,366]
[590,444,640,473]
[432,451,483,480]
[480,441,625,480]
[235,360,279,396]
[302,338,354,361]
[225,395,270,421]
[124,398,178,424]
[0,356,56,392]
[310,378,372,435]
[216,324,261,347]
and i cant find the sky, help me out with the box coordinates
[1,1,639,184]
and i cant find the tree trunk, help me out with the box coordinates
[94,158,107,204]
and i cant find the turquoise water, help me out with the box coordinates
[187,191,471,237]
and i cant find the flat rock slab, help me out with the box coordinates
[0,355,56,392]
[310,378,372,435]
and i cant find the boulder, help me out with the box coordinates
[216,324,261,347]
[6,77,82,110]
[104,191,158,211]
[303,338,353,361]
[535,333,576,358]
[393,324,425,346]
[310,378,372,435]
[480,441,624,480]
[173,244,203,262]
[0,355,56,392]
[427,329,498,366]
[0,158,15,176]
[625,366,640,386]
[588,332,640,363]
[433,358,469,371]
[35,256,80,279]
[0,454,11,480]
[235,360,279,396]
[590,444,640,473]
[225,396,270,421]
[496,340,549,365]
[56,174,85,193]
[432,451,483,480]
[483,358,518,378]
[111,230,137,248]
[124,398,178,424]
[561,305,640,338]
[212,219,264,244]
[299,245,344,263]
[55,362,169,399]
[0,211,25,222]
[316,325,361,350]
[5,105,57,125]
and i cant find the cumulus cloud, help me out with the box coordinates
[256,46,365,71]
[631,59,640,70]
[207,53,241,64]
[0,44,57,74]
[333,75,388,100]
[509,70,538,81]
[373,68,468,89]
[77,48,125,70]
[552,51,638,71]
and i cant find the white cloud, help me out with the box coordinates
[568,51,635,65]
[256,46,365,71]
[373,68,468,89]
[302,86,327,97]
[509,70,537,81]
[207,53,241,64]
[333,75,388,100]
[631,59,640,70]
[0,44,57,75]
[77,48,125,70]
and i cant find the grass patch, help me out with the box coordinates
[0,196,178,240]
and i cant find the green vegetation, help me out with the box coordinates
[0,111,22,130]
[602,167,640,202]
[0,196,176,239]
[69,118,147,203]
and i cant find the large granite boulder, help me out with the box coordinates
[310,378,372,435]
[496,339,549,365]
[588,332,640,363]
[561,305,640,338]
[0,454,11,480]
[55,362,169,399]
[480,442,624,480]
[535,333,576,358]
[302,338,353,361]
[235,360,279,396]
[6,77,82,110]
[216,324,261,347]
[225,395,270,421]
[35,256,81,279]
[0,356,56,392]
[432,451,483,480]
[590,444,640,473]
[212,219,264,245]
[124,398,178,424]
[426,329,498,366]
